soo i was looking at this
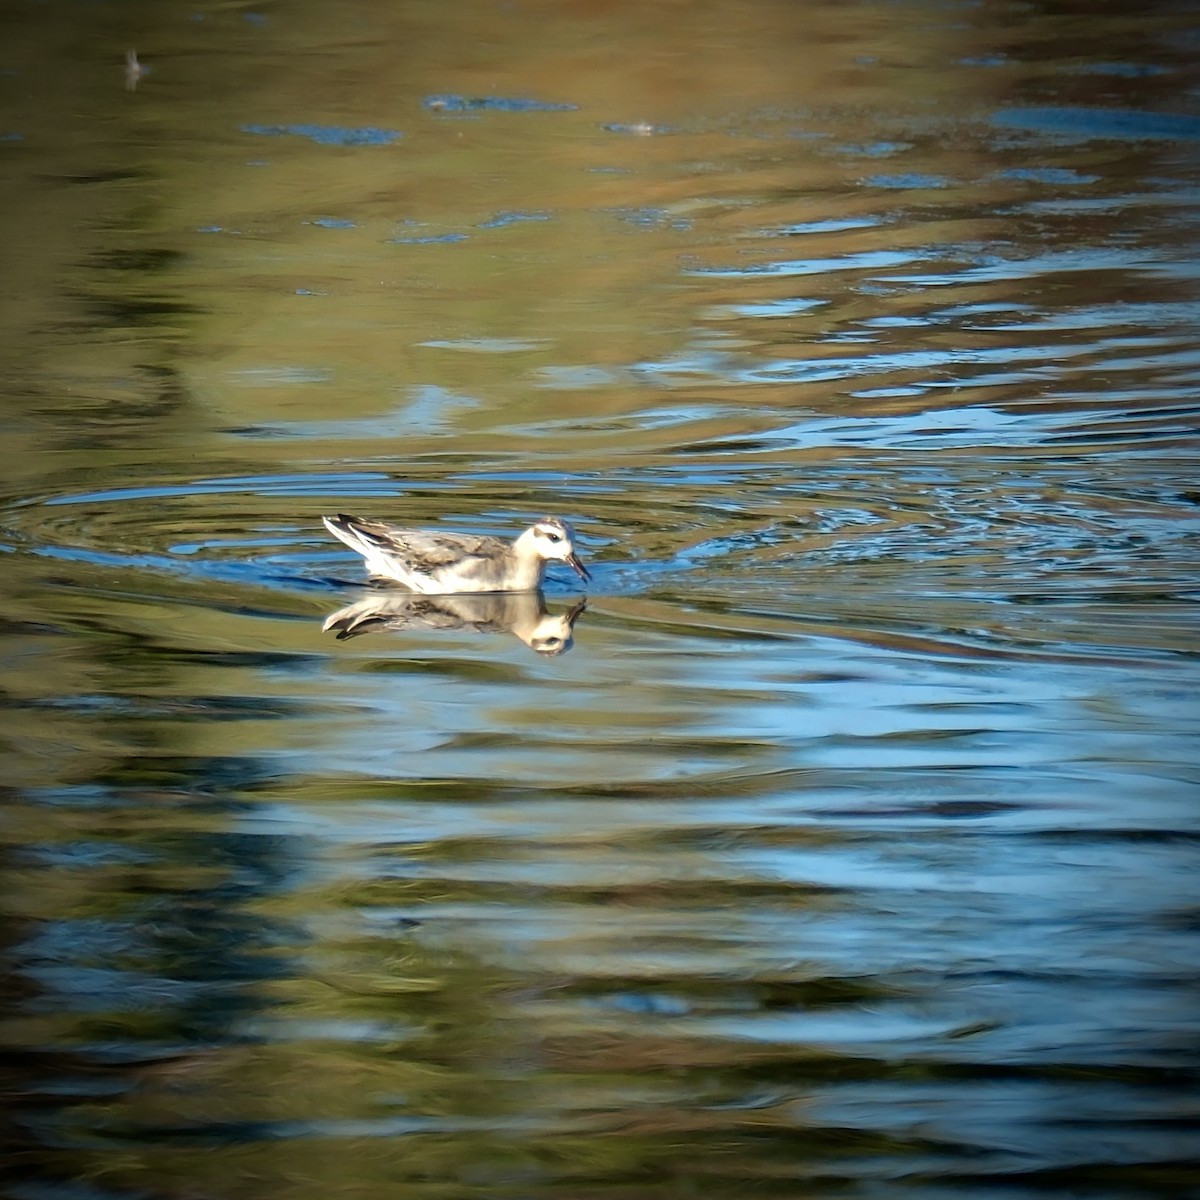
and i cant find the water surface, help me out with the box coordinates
[1,1,1198,1197]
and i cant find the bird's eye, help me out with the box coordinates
[545,532,562,543]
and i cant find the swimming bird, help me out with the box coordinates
[322,513,590,593]
[322,592,586,656]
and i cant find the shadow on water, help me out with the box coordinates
[1,0,1199,1197]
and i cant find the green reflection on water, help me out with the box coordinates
[2,0,1199,1197]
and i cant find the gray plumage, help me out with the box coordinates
[322,513,590,593]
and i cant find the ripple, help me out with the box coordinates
[241,123,402,146]
[992,106,1200,143]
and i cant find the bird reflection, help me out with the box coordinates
[322,590,586,656]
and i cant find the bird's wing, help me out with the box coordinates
[331,518,495,565]
[384,529,507,573]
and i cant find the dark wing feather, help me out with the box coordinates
[387,530,506,568]
[325,515,519,587]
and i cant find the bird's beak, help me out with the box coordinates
[566,552,591,584]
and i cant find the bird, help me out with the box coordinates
[322,592,586,656]
[321,513,590,594]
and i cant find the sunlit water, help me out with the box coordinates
[2,1,1198,1197]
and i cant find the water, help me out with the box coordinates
[2,1,1198,1197]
